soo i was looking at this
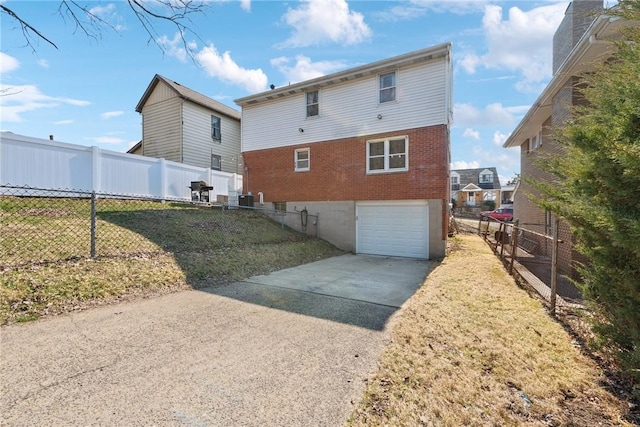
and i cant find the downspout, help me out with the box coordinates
[180,100,184,163]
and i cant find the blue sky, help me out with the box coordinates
[1,0,580,183]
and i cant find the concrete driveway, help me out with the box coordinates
[1,254,433,426]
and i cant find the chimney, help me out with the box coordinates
[552,1,604,74]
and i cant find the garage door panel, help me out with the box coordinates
[356,202,428,259]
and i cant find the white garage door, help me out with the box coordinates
[356,201,429,259]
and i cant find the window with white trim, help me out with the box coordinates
[379,71,396,103]
[528,133,541,153]
[366,136,408,173]
[479,170,493,184]
[295,148,310,172]
[306,90,319,117]
[211,115,221,141]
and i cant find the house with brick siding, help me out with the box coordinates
[131,74,242,174]
[503,0,627,278]
[235,43,452,259]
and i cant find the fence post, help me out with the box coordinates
[509,220,519,275]
[499,222,506,258]
[159,158,167,201]
[550,216,560,315]
[90,191,97,258]
[280,212,285,240]
[221,204,226,247]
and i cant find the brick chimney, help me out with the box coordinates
[552,0,604,74]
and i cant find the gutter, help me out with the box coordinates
[503,14,614,148]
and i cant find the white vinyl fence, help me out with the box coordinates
[0,132,242,203]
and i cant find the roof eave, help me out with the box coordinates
[234,43,451,106]
[503,14,619,149]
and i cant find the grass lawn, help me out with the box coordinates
[0,198,344,324]
[348,233,632,426]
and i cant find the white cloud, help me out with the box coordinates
[470,144,521,179]
[88,3,116,16]
[0,52,19,73]
[86,136,125,145]
[88,3,125,31]
[0,84,91,122]
[458,3,568,92]
[239,0,251,12]
[451,160,480,170]
[37,59,49,69]
[196,44,268,93]
[462,128,480,140]
[101,111,124,119]
[270,55,347,84]
[53,119,74,125]
[157,33,198,63]
[279,0,372,47]
[454,102,528,127]
[375,0,488,22]
[492,130,509,147]
[158,33,268,93]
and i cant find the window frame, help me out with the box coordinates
[294,148,310,172]
[306,90,319,117]
[480,173,493,183]
[528,133,541,153]
[378,71,397,104]
[211,154,222,171]
[211,115,221,141]
[366,136,409,174]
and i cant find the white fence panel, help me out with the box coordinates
[99,149,163,197]
[0,132,242,201]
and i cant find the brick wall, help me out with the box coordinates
[243,125,448,202]
[243,124,449,240]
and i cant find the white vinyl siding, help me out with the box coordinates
[141,97,182,163]
[241,59,448,152]
[182,103,241,173]
[356,201,429,259]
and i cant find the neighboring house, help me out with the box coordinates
[503,0,627,278]
[500,183,515,207]
[450,167,501,208]
[131,74,242,174]
[235,43,453,259]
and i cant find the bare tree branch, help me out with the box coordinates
[1,1,210,57]
[56,1,116,42]
[0,87,24,97]
[126,0,208,61]
[0,5,59,50]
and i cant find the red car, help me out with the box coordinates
[481,208,513,222]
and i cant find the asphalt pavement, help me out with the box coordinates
[1,254,433,426]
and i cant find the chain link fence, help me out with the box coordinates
[0,185,319,269]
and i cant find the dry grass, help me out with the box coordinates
[348,233,630,426]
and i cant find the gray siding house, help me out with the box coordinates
[131,74,242,174]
